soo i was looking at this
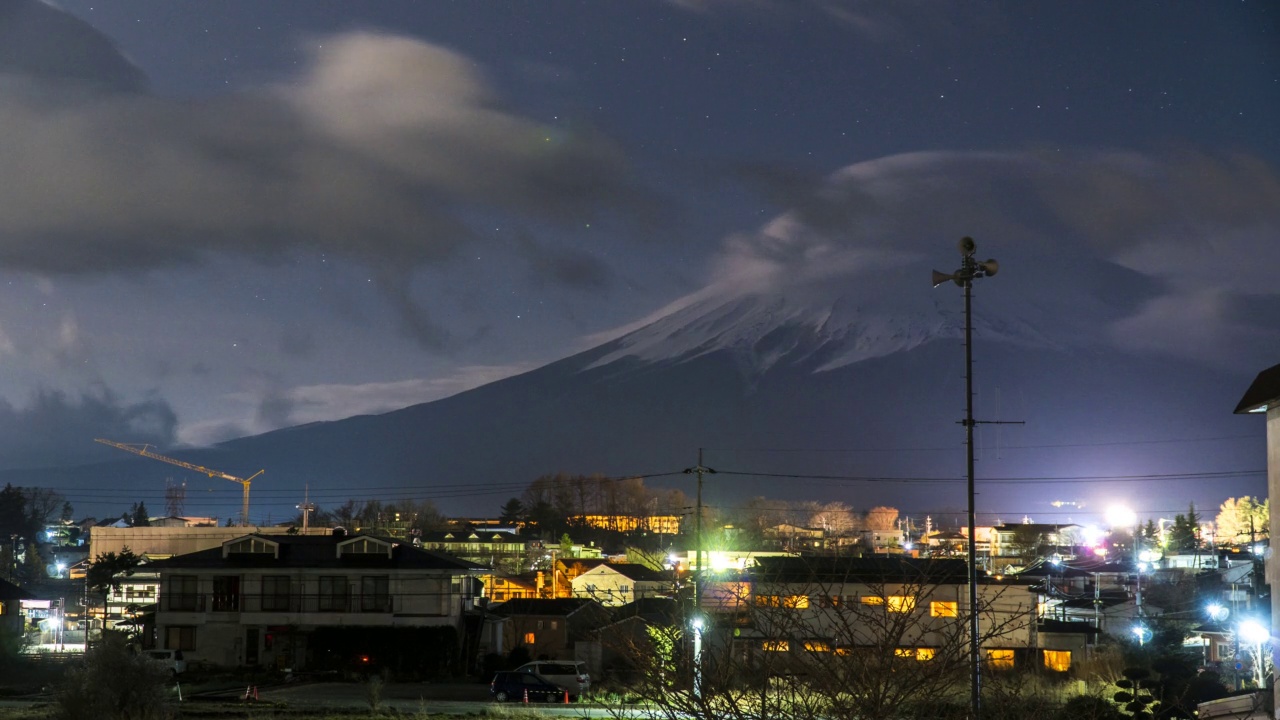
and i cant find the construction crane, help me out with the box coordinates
[95,439,263,527]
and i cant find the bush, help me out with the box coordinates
[55,638,171,720]
[1054,694,1124,720]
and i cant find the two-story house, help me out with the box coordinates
[147,532,485,673]
[570,563,673,606]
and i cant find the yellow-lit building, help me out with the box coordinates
[574,515,681,534]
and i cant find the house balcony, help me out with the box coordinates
[160,592,398,614]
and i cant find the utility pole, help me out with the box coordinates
[933,237,1011,720]
[683,449,716,609]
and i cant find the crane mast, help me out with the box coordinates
[95,439,263,527]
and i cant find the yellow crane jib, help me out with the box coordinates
[94,438,263,527]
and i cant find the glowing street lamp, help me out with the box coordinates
[1132,624,1152,647]
[1105,505,1137,529]
[1238,619,1270,688]
[54,562,66,578]
[1207,604,1229,622]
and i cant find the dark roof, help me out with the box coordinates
[612,597,680,624]
[559,558,608,570]
[994,523,1079,533]
[145,533,484,571]
[750,556,977,584]
[488,597,601,617]
[0,577,33,602]
[419,530,522,544]
[1236,363,1280,414]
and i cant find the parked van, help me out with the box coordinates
[515,660,589,697]
[145,649,187,676]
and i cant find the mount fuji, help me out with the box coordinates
[14,150,1278,525]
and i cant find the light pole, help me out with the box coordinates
[933,237,999,720]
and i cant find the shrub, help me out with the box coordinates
[54,637,171,720]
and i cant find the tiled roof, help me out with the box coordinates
[145,533,484,571]
[488,597,601,617]
[750,556,977,584]
[595,563,670,582]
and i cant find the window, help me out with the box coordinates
[166,625,196,651]
[225,537,276,555]
[169,575,198,611]
[818,596,841,608]
[523,632,536,645]
[930,601,958,618]
[537,620,544,630]
[261,575,290,612]
[985,649,1015,670]
[803,640,831,652]
[1043,650,1071,672]
[361,576,389,612]
[860,595,885,606]
[762,640,790,652]
[550,620,558,630]
[886,596,916,613]
[619,585,631,594]
[756,595,809,608]
[319,576,348,612]
[212,575,240,612]
[340,538,391,556]
[915,648,936,661]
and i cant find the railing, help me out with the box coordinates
[161,593,397,613]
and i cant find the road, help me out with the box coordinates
[203,681,656,717]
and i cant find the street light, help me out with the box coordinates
[1133,624,1152,647]
[1238,619,1270,688]
[54,562,66,578]
[932,236,999,720]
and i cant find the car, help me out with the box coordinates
[490,670,563,703]
[144,649,187,676]
[514,660,590,697]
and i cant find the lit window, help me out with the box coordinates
[985,649,1015,670]
[895,648,914,658]
[762,640,790,652]
[523,632,535,645]
[930,601,958,618]
[803,640,831,652]
[1043,650,1071,672]
[860,596,885,606]
[886,596,916,613]
[915,648,935,661]
[759,595,805,607]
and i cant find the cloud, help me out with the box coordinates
[178,365,532,445]
[0,388,177,470]
[597,149,1280,365]
[0,30,638,277]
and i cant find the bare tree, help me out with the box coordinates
[604,556,1042,720]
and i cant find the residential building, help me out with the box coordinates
[575,515,681,534]
[570,563,673,606]
[484,573,538,604]
[1235,362,1280,716]
[418,530,528,571]
[704,556,1046,671]
[487,597,612,663]
[146,532,485,672]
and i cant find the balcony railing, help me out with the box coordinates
[161,592,399,614]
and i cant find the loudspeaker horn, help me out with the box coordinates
[931,269,958,288]
[978,259,999,277]
[958,236,976,255]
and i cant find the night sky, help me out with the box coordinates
[1,0,1278,523]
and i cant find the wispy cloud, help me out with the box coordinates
[178,364,534,446]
